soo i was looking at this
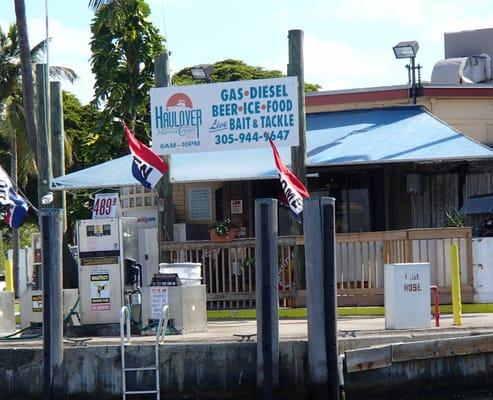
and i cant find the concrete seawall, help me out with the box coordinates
[344,333,493,399]
[0,341,308,399]
[3,328,493,398]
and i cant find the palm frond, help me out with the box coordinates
[89,0,111,11]
[49,66,78,83]
[30,38,49,62]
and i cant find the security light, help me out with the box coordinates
[190,64,214,82]
[392,41,419,59]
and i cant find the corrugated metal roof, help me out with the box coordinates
[53,106,493,190]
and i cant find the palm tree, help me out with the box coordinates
[0,19,77,294]
[88,0,165,157]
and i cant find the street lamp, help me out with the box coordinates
[190,64,214,83]
[393,40,421,104]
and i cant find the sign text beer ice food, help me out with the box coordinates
[151,76,299,154]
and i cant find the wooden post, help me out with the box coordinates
[41,208,63,400]
[255,198,279,399]
[35,64,52,209]
[50,81,66,230]
[287,29,307,189]
[304,197,340,400]
[154,53,174,246]
[287,29,307,297]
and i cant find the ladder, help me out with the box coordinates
[120,305,169,399]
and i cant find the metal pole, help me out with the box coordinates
[154,53,174,247]
[50,81,66,229]
[35,63,52,209]
[411,56,417,104]
[450,245,462,326]
[255,198,279,399]
[303,197,339,400]
[42,208,63,400]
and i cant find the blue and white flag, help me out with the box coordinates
[0,166,28,228]
[123,121,169,189]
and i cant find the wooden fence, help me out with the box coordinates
[160,227,473,309]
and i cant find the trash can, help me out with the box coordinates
[384,263,431,329]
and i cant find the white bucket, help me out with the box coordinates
[159,262,202,286]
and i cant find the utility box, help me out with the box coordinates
[20,289,81,329]
[142,285,207,333]
[0,292,15,335]
[384,263,431,329]
[472,237,493,303]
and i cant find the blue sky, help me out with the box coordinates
[1,0,493,105]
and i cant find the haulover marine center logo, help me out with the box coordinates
[153,92,203,143]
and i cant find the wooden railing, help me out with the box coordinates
[160,227,473,309]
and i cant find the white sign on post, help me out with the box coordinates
[150,76,299,154]
[92,193,120,219]
[150,287,168,319]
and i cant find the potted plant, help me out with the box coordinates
[209,218,238,242]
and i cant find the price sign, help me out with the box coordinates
[92,193,120,219]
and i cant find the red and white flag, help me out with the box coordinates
[122,121,169,189]
[269,139,309,222]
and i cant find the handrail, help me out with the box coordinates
[120,306,131,346]
[156,305,169,345]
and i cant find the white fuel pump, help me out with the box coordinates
[76,217,138,325]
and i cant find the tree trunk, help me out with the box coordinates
[14,0,39,161]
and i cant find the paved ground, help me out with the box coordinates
[4,312,493,348]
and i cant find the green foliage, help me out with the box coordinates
[1,223,38,251]
[211,217,232,236]
[89,0,165,155]
[442,206,465,227]
[172,59,320,92]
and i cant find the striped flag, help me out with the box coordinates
[0,166,28,228]
[269,139,309,222]
[123,121,169,189]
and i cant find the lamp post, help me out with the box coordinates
[190,64,214,83]
[393,40,421,104]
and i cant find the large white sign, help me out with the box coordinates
[151,76,299,154]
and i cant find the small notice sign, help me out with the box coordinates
[92,193,120,219]
[32,295,43,312]
[231,200,243,214]
[90,273,111,311]
[150,287,168,319]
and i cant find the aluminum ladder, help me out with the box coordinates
[120,305,169,399]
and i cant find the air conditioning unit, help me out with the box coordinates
[431,53,491,84]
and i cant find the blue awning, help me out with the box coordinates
[53,106,493,190]
[460,195,493,215]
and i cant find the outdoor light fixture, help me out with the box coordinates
[392,41,419,59]
[190,64,214,83]
[392,40,421,104]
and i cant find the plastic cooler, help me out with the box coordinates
[158,262,202,286]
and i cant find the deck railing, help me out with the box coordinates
[160,227,472,309]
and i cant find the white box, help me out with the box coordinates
[384,263,431,329]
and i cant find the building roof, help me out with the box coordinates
[53,106,493,190]
[306,83,493,108]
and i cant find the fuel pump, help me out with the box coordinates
[76,217,139,325]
